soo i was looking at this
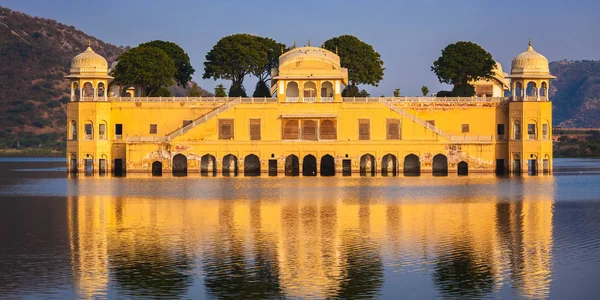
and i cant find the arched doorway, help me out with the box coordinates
[152,161,163,176]
[201,154,217,176]
[433,154,448,176]
[285,155,299,176]
[70,154,78,173]
[382,154,397,176]
[172,154,187,176]
[320,154,335,176]
[286,82,299,102]
[244,154,260,176]
[302,154,317,176]
[458,161,468,176]
[528,155,538,176]
[223,154,238,176]
[404,154,420,176]
[360,154,376,176]
[303,81,317,102]
[83,82,94,98]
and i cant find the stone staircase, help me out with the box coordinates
[379,99,454,141]
[166,99,241,141]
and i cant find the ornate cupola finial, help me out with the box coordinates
[281,45,284,54]
[293,40,296,48]
[529,39,532,47]
[308,39,311,47]
[88,40,91,48]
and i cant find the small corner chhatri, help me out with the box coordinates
[272,45,348,103]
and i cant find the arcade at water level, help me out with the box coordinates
[65,41,554,176]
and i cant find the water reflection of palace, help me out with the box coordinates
[67,190,553,298]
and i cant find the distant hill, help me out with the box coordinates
[550,60,600,127]
[0,6,210,150]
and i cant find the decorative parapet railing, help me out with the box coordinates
[321,97,334,102]
[347,96,509,103]
[303,97,317,103]
[166,98,242,141]
[125,136,169,142]
[514,96,549,102]
[286,97,299,103]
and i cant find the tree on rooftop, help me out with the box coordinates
[323,35,384,97]
[252,37,286,97]
[139,40,195,87]
[421,86,429,96]
[188,82,203,97]
[393,88,400,97]
[203,34,267,97]
[112,47,176,96]
[431,41,496,96]
[214,84,227,97]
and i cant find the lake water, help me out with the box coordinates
[1,158,599,299]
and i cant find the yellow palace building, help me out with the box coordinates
[65,41,554,176]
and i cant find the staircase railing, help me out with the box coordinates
[166,98,241,141]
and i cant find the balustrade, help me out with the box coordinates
[303,97,317,103]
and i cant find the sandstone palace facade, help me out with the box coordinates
[65,42,554,176]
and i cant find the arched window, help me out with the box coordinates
[70,120,77,140]
[527,120,537,140]
[515,82,523,99]
[83,82,94,99]
[286,82,299,102]
[84,121,93,140]
[432,154,448,176]
[513,120,521,140]
[320,120,336,140]
[98,121,107,140]
[321,81,334,101]
[282,120,299,140]
[72,82,80,101]
[540,82,548,97]
[303,81,317,102]
[97,82,105,99]
[542,120,550,140]
[302,120,317,140]
[526,81,537,99]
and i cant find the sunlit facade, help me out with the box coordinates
[65,41,554,176]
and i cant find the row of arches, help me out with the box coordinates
[71,82,106,101]
[285,81,334,100]
[159,153,467,177]
[513,81,548,98]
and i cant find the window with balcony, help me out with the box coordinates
[219,119,234,140]
[282,120,299,140]
[320,120,337,140]
[250,119,261,140]
[70,121,77,140]
[115,124,123,140]
[359,119,370,140]
[513,121,521,140]
[99,123,106,140]
[387,119,401,140]
[497,124,505,140]
[302,120,318,141]
[542,124,549,140]
[528,124,537,140]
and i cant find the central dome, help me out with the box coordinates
[511,41,549,75]
[70,45,108,74]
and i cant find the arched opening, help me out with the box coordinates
[244,154,261,176]
[97,82,105,99]
[70,120,77,140]
[515,81,523,98]
[513,120,521,140]
[201,154,217,176]
[303,81,317,102]
[70,154,77,173]
[526,81,537,98]
[302,154,317,176]
[302,120,317,141]
[84,121,93,140]
[152,161,163,176]
[320,120,336,140]
[540,82,547,97]
[382,154,397,176]
[83,82,94,98]
[528,154,538,176]
[513,154,521,174]
[321,81,334,101]
[283,120,299,140]
[360,154,376,176]
[432,154,448,176]
[84,155,93,175]
[72,82,80,101]
[320,154,335,176]
[286,81,299,102]
[99,154,107,175]
[527,120,538,140]
[172,154,188,176]
[458,161,468,176]
[543,154,550,174]
[404,154,420,176]
[222,154,238,176]
[285,155,299,176]
[99,121,107,140]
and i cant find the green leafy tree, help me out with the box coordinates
[393,88,400,97]
[342,85,370,97]
[214,84,227,97]
[431,41,496,96]
[188,82,203,97]
[252,37,286,96]
[229,83,247,97]
[203,34,267,96]
[323,35,385,96]
[139,40,195,87]
[253,81,271,97]
[112,47,176,96]
[421,86,429,96]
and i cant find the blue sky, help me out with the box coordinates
[3,0,599,95]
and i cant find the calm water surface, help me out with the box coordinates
[0,158,599,299]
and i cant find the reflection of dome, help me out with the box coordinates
[511,41,550,75]
[70,45,108,74]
